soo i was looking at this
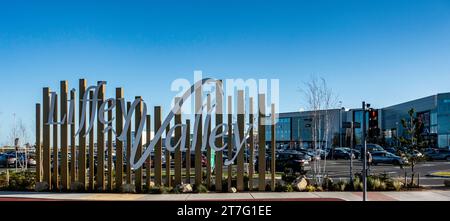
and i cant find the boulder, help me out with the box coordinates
[35,182,49,192]
[293,177,308,191]
[120,184,136,193]
[180,183,193,193]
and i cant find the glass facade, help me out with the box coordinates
[437,93,450,147]
[265,117,291,142]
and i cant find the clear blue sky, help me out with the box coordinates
[1,0,450,145]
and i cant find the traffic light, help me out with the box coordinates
[368,109,379,137]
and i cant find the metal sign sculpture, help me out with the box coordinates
[35,78,277,192]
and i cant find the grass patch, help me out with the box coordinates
[430,171,450,177]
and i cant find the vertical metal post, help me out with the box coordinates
[195,84,203,186]
[237,90,245,191]
[248,97,254,191]
[154,106,162,186]
[43,88,51,189]
[165,123,171,187]
[135,97,143,192]
[36,103,41,183]
[107,100,113,191]
[146,114,152,189]
[60,81,69,190]
[227,96,233,191]
[88,91,95,191]
[258,94,266,191]
[174,97,182,186]
[52,93,59,190]
[115,88,124,190]
[206,95,212,189]
[215,80,223,192]
[271,104,276,191]
[78,79,86,187]
[96,82,105,191]
[362,101,367,201]
[350,122,354,185]
[185,119,191,184]
[70,89,77,184]
[126,102,132,185]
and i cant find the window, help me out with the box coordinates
[438,134,449,148]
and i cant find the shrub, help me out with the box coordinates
[2,171,35,191]
[333,181,347,192]
[305,185,316,192]
[149,186,172,194]
[194,184,209,193]
[284,184,294,192]
[353,177,362,191]
[393,180,403,191]
[322,177,334,191]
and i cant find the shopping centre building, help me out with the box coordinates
[266,92,450,149]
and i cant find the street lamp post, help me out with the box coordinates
[362,101,369,202]
[339,101,343,148]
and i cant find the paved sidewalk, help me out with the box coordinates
[1,191,450,201]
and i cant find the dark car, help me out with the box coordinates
[424,149,450,161]
[182,152,207,167]
[371,151,408,165]
[339,147,361,159]
[0,153,17,167]
[328,148,354,160]
[357,144,385,153]
[255,150,309,174]
[385,147,397,154]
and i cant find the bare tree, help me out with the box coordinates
[302,75,339,185]
[8,115,30,171]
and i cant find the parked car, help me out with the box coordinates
[328,148,354,160]
[385,147,397,154]
[371,151,408,166]
[0,153,17,167]
[255,150,309,174]
[357,144,385,153]
[424,149,450,161]
[338,147,361,159]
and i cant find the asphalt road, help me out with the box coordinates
[316,160,450,186]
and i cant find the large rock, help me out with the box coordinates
[35,182,49,192]
[180,183,193,193]
[120,184,136,193]
[293,177,308,191]
[70,182,85,192]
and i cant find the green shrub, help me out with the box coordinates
[2,171,36,191]
[149,186,172,194]
[333,181,347,192]
[305,185,316,192]
[194,184,209,193]
[322,177,334,191]
[284,184,294,192]
[353,177,362,191]
[393,180,403,191]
